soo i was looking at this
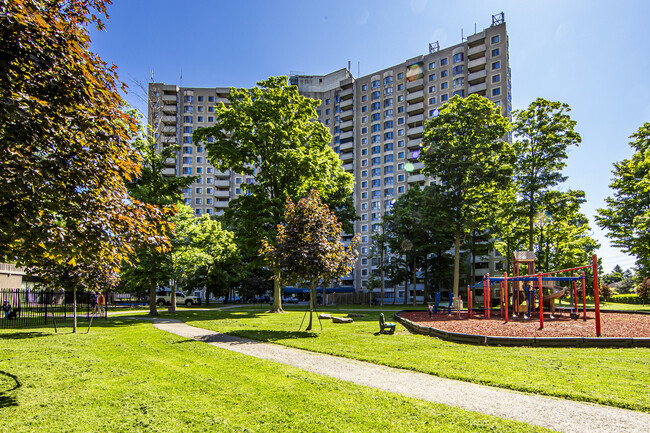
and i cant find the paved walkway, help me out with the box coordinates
[151,319,649,433]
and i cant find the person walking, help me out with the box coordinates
[97,292,105,315]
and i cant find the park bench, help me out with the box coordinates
[379,313,396,335]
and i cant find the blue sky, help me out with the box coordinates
[90,0,650,273]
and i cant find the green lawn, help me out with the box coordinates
[0,321,552,433]
[163,305,650,412]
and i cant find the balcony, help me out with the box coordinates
[164,157,176,167]
[161,126,176,135]
[340,119,353,131]
[339,140,353,152]
[407,173,426,184]
[215,97,229,105]
[340,87,353,100]
[468,69,487,84]
[214,180,230,188]
[468,56,487,72]
[407,113,424,125]
[214,190,230,198]
[340,109,353,121]
[214,200,229,208]
[468,82,487,95]
[162,104,177,114]
[160,136,176,144]
[342,162,354,172]
[162,94,177,103]
[407,125,424,138]
[406,102,424,114]
[340,130,353,141]
[161,167,175,177]
[161,115,177,125]
[468,44,486,59]
[412,161,424,171]
[407,139,421,150]
[339,151,353,163]
[467,32,486,44]
[214,170,231,177]
[406,90,424,103]
[340,98,353,110]
[406,78,424,92]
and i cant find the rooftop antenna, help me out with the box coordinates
[150,68,154,83]
[475,23,477,34]
[429,41,439,54]
[179,69,183,88]
[357,61,360,77]
[461,28,464,42]
[492,12,505,26]
[348,60,351,72]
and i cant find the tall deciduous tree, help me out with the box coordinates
[597,123,650,277]
[261,191,359,331]
[420,95,513,298]
[194,77,355,313]
[512,98,581,250]
[0,1,171,330]
[121,122,195,315]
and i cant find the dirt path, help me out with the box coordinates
[151,319,649,433]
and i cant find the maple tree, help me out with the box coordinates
[261,191,359,330]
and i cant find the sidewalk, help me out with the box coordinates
[152,319,649,433]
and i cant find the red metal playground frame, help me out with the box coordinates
[468,254,602,336]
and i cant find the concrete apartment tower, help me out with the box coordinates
[147,14,511,300]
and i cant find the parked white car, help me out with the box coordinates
[156,290,199,307]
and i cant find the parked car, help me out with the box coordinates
[156,290,199,307]
[282,296,299,304]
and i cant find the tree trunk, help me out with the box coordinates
[412,254,417,306]
[148,280,158,316]
[72,287,77,333]
[306,282,315,331]
[453,231,461,299]
[380,246,385,306]
[403,254,408,305]
[169,280,176,313]
[528,215,534,251]
[269,269,284,313]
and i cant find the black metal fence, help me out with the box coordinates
[0,288,107,329]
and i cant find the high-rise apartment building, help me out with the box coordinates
[148,14,510,299]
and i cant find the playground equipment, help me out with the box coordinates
[467,252,602,336]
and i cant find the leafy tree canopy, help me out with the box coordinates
[597,123,650,276]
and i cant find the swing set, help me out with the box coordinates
[466,252,603,336]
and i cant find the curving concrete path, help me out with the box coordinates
[152,319,649,433]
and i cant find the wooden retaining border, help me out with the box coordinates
[394,311,650,348]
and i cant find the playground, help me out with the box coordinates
[402,252,650,340]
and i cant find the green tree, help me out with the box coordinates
[261,191,359,331]
[194,76,355,313]
[602,264,624,285]
[420,94,513,299]
[636,278,650,305]
[596,123,650,277]
[121,122,195,315]
[512,98,581,250]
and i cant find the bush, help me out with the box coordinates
[599,284,614,301]
[611,293,644,304]
[637,278,650,305]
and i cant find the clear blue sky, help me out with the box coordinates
[90,0,650,274]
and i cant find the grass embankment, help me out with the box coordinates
[170,305,650,412]
[0,320,552,433]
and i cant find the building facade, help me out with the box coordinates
[148,16,511,298]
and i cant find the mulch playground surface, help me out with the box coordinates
[401,310,650,338]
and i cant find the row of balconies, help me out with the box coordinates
[340,86,353,100]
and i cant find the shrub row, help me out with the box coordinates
[611,293,645,304]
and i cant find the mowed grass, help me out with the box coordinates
[169,305,650,412]
[0,320,553,433]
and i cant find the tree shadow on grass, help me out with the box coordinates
[0,331,51,340]
[0,370,20,408]
[222,330,318,342]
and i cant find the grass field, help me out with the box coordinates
[0,320,553,433]
[161,304,650,412]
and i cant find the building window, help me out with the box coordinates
[440,58,448,66]
[372,190,381,199]
[361,192,368,199]
[384,154,394,163]
[397,129,404,136]
[195,208,201,215]
[371,91,380,100]
[208,116,214,122]
[397,83,404,90]
[208,96,214,102]
[371,113,381,122]
[384,165,394,174]
[361,148,368,155]
[384,120,393,129]
[361,127,367,134]
[398,140,405,147]
[398,151,404,159]
[183,136,192,144]
[371,145,381,154]
[398,106,404,113]
[452,65,464,76]
[326,98,330,104]
[326,108,331,114]
[371,169,381,178]
[398,72,404,79]
[385,176,394,185]
[384,132,394,140]
[384,87,393,95]
[362,116,367,123]
[441,70,448,78]
[491,35,500,44]
[184,116,193,123]
[371,135,380,143]
[183,157,192,164]
[383,98,393,107]
[428,73,435,82]
[361,84,367,91]
[453,53,464,63]
[398,174,405,181]
[362,138,368,144]
[441,82,448,89]
[492,61,500,70]
[197,116,203,122]
[384,142,393,151]
[182,167,192,175]
[371,157,381,165]
[371,102,380,111]
[453,90,465,97]
[372,124,381,132]
[492,48,500,57]
[362,105,367,112]
[197,106,203,112]
[196,157,203,163]
[195,187,202,194]
[397,95,404,102]
[429,97,436,105]
[398,186,405,193]
[428,61,435,69]
[361,181,367,188]
[384,188,394,197]
[384,109,393,118]
[184,106,193,113]
[184,95,193,103]
[492,74,501,83]
[361,95,367,102]
[371,80,380,88]
[384,76,393,84]
[492,87,501,96]
[441,94,448,102]
[362,225,368,232]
